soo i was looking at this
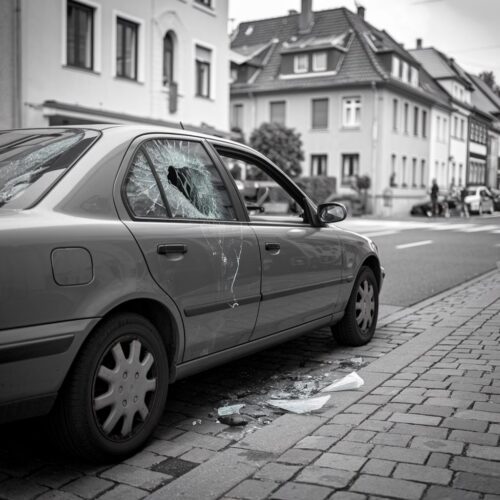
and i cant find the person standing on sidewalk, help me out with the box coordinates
[430,179,439,217]
[459,185,469,218]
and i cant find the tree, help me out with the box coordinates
[478,71,500,97]
[249,122,304,178]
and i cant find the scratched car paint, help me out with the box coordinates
[0,125,383,461]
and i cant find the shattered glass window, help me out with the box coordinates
[0,129,97,209]
[124,150,168,218]
[142,139,236,221]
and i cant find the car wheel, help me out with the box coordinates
[332,266,379,346]
[51,313,168,462]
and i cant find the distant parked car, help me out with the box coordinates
[464,186,494,215]
[0,125,383,462]
[410,194,457,217]
[490,188,500,211]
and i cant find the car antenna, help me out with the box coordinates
[179,121,185,130]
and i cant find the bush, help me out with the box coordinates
[295,176,337,204]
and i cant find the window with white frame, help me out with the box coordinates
[311,155,328,176]
[311,98,328,129]
[391,56,400,78]
[312,52,327,72]
[413,106,419,136]
[436,116,441,140]
[341,154,359,185]
[270,101,286,125]
[67,1,94,70]
[294,54,308,73]
[231,104,243,130]
[116,17,138,80]
[403,103,409,133]
[195,45,212,98]
[401,61,409,83]
[422,110,427,137]
[163,31,175,85]
[410,67,419,87]
[392,99,398,131]
[342,97,361,127]
[412,158,417,187]
[420,159,426,187]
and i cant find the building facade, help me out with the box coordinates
[230,1,451,215]
[0,0,230,134]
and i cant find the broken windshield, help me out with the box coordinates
[0,129,99,209]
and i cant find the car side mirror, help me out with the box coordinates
[317,202,347,223]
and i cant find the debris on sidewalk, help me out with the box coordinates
[217,403,249,426]
[321,371,364,392]
[339,357,365,369]
[266,394,331,414]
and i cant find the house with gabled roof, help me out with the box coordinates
[230,0,451,215]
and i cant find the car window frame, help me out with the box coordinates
[119,133,248,224]
[209,140,317,227]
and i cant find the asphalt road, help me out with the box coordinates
[337,213,500,307]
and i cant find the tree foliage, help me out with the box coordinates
[478,71,500,97]
[249,122,304,178]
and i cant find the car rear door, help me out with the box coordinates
[118,135,261,361]
[212,143,344,339]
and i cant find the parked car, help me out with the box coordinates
[463,185,495,215]
[489,188,500,212]
[0,125,383,461]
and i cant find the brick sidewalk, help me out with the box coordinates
[0,271,499,500]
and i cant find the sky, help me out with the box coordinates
[228,0,500,84]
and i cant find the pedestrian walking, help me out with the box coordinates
[430,179,439,217]
[460,186,469,218]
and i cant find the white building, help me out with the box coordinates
[0,0,230,134]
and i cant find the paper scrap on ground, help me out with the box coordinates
[218,404,245,416]
[266,395,331,414]
[321,371,364,392]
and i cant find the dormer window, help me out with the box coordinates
[294,54,308,73]
[312,52,327,72]
[391,55,419,88]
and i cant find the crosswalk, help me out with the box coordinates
[336,218,500,238]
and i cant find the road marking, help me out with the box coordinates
[396,240,433,250]
[461,224,499,233]
[429,223,471,231]
[363,230,398,238]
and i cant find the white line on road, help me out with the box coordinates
[396,240,433,250]
[461,225,498,233]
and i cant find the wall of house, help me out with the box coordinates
[0,2,17,128]
[17,0,229,131]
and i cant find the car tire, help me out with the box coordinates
[51,313,169,462]
[332,266,379,346]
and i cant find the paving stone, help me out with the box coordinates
[351,474,425,500]
[454,391,490,402]
[227,479,279,500]
[180,447,217,464]
[270,481,331,500]
[313,424,350,438]
[329,493,367,500]
[370,445,429,464]
[357,420,393,432]
[295,436,337,451]
[277,449,320,465]
[314,452,367,472]
[454,472,500,494]
[427,452,451,468]
[254,463,300,482]
[327,441,373,457]
[296,466,357,489]
[361,458,396,477]
[96,484,148,500]
[423,485,480,500]
[410,436,464,455]
[451,456,500,477]
[390,423,448,438]
[343,430,376,443]
[100,464,171,491]
[473,401,500,413]
[449,430,499,446]
[27,466,82,489]
[393,463,452,485]
[466,444,500,461]
[62,476,114,499]
[344,404,379,415]
[172,431,232,451]
[372,432,412,447]
[388,412,442,426]
[441,417,488,432]
[409,404,454,418]
[144,439,193,457]
[329,414,366,425]
[124,450,165,468]
[454,410,500,423]
[36,491,81,500]
[358,395,391,405]
[0,479,49,500]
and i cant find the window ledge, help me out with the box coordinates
[193,3,216,16]
[63,65,101,76]
[341,126,361,131]
[310,128,329,132]
[114,76,144,86]
[195,95,214,102]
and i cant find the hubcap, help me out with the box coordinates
[355,279,375,333]
[93,338,157,439]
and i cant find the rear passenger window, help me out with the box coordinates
[125,139,236,221]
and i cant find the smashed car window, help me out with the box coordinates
[125,150,168,218]
[0,129,98,209]
[143,139,236,221]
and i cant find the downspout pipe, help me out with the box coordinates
[14,0,22,128]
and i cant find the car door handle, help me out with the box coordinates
[157,244,188,255]
[265,242,280,252]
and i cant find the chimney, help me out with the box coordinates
[416,38,422,49]
[299,0,314,34]
[357,5,365,18]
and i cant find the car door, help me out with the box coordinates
[212,144,344,339]
[119,135,261,361]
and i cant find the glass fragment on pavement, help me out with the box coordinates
[321,371,364,392]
